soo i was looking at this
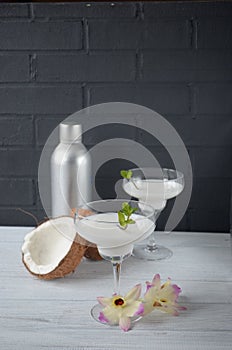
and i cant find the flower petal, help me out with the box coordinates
[133,302,144,316]
[99,312,109,323]
[122,301,143,317]
[102,306,121,325]
[97,297,112,306]
[145,283,153,292]
[124,284,141,302]
[152,274,161,286]
[142,301,155,316]
[172,284,182,300]
[119,316,131,332]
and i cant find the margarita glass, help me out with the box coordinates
[123,168,184,260]
[74,199,155,323]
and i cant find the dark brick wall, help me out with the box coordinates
[0,1,232,232]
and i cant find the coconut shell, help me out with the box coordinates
[73,208,103,261]
[84,245,103,261]
[22,233,88,280]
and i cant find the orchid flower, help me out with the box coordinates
[97,284,144,332]
[142,274,186,316]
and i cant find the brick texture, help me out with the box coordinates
[88,84,190,115]
[0,86,82,114]
[34,2,136,19]
[0,149,37,177]
[190,208,230,233]
[191,147,232,178]
[196,84,232,114]
[0,116,33,146]
[142,51,232,82]
[89,20,190,49]
[198,18,232,49]
[0,22,82,50]
[0,1,231,232]
[0,179,34,206]
[35,116,66,146]
[137,115,232,147]
[0,4,29,18]
[36,53,136,82]
[0,55,29,82]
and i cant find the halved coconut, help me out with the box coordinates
[22,216,88,280]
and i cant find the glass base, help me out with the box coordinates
[91,304,142,326]
[132,243,173,261]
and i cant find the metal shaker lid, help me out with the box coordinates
[59,122,82,143]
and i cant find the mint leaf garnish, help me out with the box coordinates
[120,170,132,180]
[127,219,135,224]
[118,202,137,229]
[118,211,127,227]
[120,169,139,190]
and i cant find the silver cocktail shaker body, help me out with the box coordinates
[51,123,91,217]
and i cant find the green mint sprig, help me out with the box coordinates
[120,170,132,180]
[118,202,137,229]
[120,169,139,190]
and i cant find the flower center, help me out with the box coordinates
[153,298,168,307]
[160,298,167,303]
[153,300,162,307]
[114,298,125,306]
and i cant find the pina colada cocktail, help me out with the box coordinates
[76,212,155,258]
[123,179,184,210]
[122,168,184,261]
[74,199,155,325]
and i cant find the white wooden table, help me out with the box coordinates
[0,227,232,350]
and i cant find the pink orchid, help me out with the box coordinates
[97,284,144,332]
[143,274,186,316]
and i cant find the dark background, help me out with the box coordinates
[0,1,232,232]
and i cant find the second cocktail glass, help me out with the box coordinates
[122,168,184,261]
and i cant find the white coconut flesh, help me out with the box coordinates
[22,217,76,275]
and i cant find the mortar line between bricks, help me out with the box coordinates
[32,179,37,207]
[31,115,37,149]
[0,176,34,181]
[137,50,143,81]
[0,50,139,54]
[0,49,199,53]
[0,50,87,54]
[83,18,89,53]
[0,146,37,151]
[189,18,198,50]
[29,54,37,82]
[28,3,35,20]
[189,84,197,116]
[1,80,232,85]
[82,84,89,108]
[136,2,144,20]
[194,19,198,50]
[0,175,35,181]
[0,82,196,87]
[0,82,84,87]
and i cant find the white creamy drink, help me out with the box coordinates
[76,212,155,257]
[123,179,184,210]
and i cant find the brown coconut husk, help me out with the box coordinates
[72,208,103,261]
[22,234,88,280]
[84,245,103,261]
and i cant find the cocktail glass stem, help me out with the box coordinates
[112,260,122,294]
[146,232,158,251]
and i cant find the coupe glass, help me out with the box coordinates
[74,199,155,324]
[123,168,184,260]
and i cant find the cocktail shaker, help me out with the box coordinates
[51,122,91,217]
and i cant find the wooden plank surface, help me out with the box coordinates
[0,227,232,349]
